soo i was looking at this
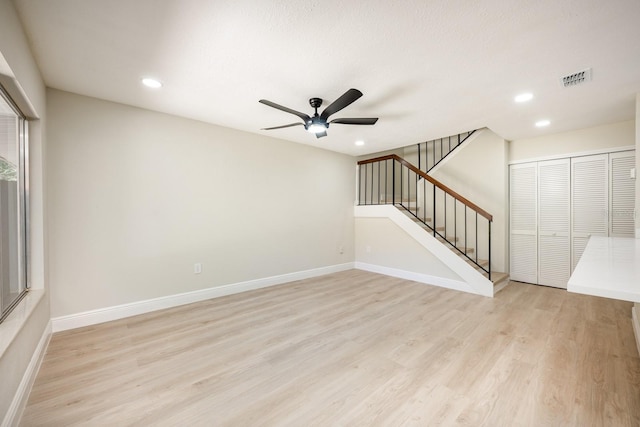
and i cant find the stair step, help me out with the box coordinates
[491,271,508,284]
[491,272,510,294]
[462,256,488,268]
[410,216,432,224]
[387,199,417,204]
[456,252,508,291]
[436,236,474,254]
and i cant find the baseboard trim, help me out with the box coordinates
[51,263,354,332]
[355,262,472,294]
[632,306,640,357]
[2,320,52,427]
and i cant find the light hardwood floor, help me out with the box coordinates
[21,270,640,426]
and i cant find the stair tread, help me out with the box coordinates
[490,272,509,284]
[410,216,432,224]
[461,256,488,268]
[436,236,474,253]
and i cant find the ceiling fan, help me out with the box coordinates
[259,88,378,138]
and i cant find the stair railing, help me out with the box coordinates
[357,154,492,280]
[417,130,477,174]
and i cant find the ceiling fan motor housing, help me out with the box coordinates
[309,98,323,110]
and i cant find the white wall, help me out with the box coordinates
[355,217,462,280]
[47,89,355,318]
[0,0,49,422]
[509,120,635,163]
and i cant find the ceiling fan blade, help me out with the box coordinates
[330,117,378,125]
[261,123,304,130]
[259,99,311,122]
[315,131,327,138]
[320,89,363,120]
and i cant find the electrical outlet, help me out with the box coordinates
[339,245,344,254]
[194,263,202,274]
[366,245,371,253]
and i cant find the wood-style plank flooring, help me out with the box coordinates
[21,270,640,426]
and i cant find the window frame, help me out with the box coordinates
[0,84,30,323]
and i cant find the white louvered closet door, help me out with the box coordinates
[537,159,570,288]
[509,163,537,283]
[610,151,636,237]
[571,154,608,272]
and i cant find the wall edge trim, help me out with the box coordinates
[2,320,51,427]
[51,263,355,332]
[354,262,479,295]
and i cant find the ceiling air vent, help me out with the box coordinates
[561,68,592,88]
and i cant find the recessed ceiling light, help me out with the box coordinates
[535,119,550,127]
[141,77,162,89]
[514,93,533,103]
[355,140,365,146]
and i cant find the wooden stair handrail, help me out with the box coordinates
[358,154,493,221]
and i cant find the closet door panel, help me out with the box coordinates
[610,151,636,237]
[571,154,608,271]
[537,159,570,288]
[509,163,537,283]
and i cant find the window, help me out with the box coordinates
[0,85,28,323]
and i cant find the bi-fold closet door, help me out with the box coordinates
[509,163,538,284]
[571,154,608,271]
[510,159,571,288]
[510,150,635,289]
[537,159,570,288]
[609,151,637,236]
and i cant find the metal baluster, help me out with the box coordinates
[433,185,436,236]
[464,206,467,258]
[475,212,478,264]
[370,163,374,204]
[432,140,435,172]
[386,160,389,203]
[454,199,457,249]
[392,161,396,205]
[358,164,362,205]
[377,162,380,204]
[398,164,401,205]
[364,164,368,205]
[414,173,420,218]
[443,192,447,239]
[423,174,427,223]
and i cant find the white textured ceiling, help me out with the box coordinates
[12,0,640,155]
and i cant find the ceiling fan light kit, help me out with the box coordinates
[259,88,378,138]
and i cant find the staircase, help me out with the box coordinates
[357,133,509,294]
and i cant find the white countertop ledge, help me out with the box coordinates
[568,236,640,303]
